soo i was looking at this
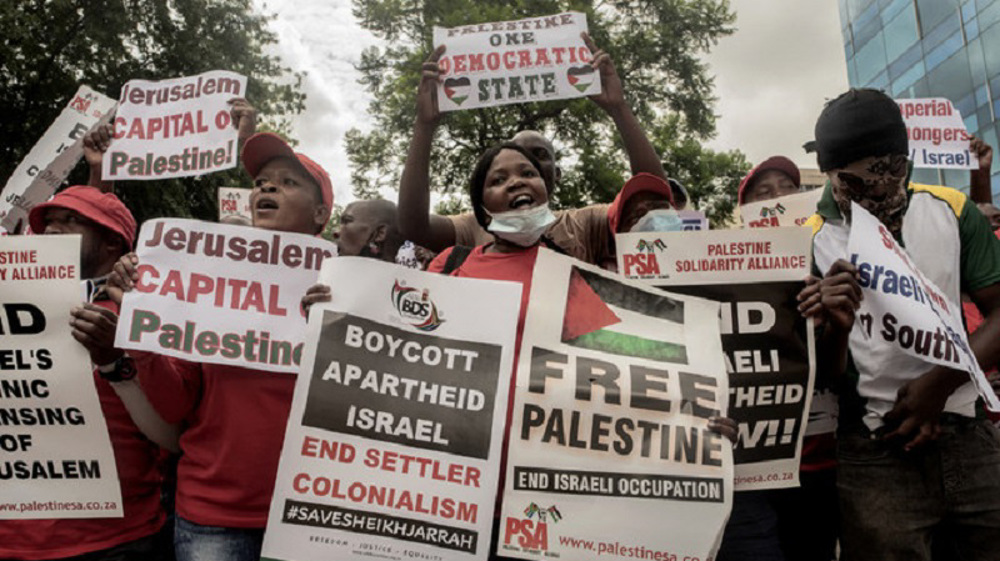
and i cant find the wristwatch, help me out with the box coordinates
[98,355,137,383]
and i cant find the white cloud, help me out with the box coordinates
[257,0,849,202]
[703,0,849,170]
[255,0,381,206]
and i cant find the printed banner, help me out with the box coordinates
[113,219,336,374]
[103,70,248,180]
[740,189,823,229]
[0,235,123,518]
[499,249,732,561]
[897,97,976,170]
[218,187,252,222]
[617,228,816,490]
[847,203,999,411]
[432,12,599,112]
[0,86,116,233]
[261,257,521,561]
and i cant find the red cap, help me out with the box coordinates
[607,173,675,234]
[28,186,137,250]
[241,132,334,222]
[737,156,800,205]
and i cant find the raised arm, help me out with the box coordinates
[583,33,667,182]
[83,124,115,193]
[969,136,994,204]
[69,301,181,451]
[398,45,460,251]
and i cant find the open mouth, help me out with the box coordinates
[510,193,535,209]
[256,197,279,212]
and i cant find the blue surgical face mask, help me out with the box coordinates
[486,203,557,247]
[629,209,684,233]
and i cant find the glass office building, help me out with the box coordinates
[839,0,1000,196]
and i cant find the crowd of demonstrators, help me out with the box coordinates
[0,187,174,561]
[3,30,1000,561]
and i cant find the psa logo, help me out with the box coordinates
[391,280,444,331]
[504,504,562,551]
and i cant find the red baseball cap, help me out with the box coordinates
[241,132,334,222]
[608,173,675,234]
[28,186,137,250]
[737,156,801,205]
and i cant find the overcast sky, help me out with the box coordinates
[256,0,849,205]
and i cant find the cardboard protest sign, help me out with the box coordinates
[0,86,116,233]
[261,257,520,561]
[103,70,247,180]
[432,12,599,111]
[218,187,252,222]
[740,189,823,229]
[897,98,976,170]
[617,228,816,490]
[113,219,336,374]
[0,235,123,518]
[847,203,999,411]
[499,249,732,561]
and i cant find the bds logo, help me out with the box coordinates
[391,280,444,331]
[504,517,548,551]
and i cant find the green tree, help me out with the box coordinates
[345,0,749,225]
[0,0,306,225]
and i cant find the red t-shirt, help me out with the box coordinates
[132,353,294,529]
[429,244,537,513]
[0,300,166,560]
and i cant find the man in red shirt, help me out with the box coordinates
[108,132,334,561]
[0,186,170,561]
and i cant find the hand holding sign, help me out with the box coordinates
[970,136,993,172]
[70,303,124,366]
[417,46,446,126]
[83,124,114,169]
[228,97,257,145]
[797,259,862,332]
[107,252,140,305]
[581,32,621,112]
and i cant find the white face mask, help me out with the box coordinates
[486,203,557,247]
[629,209,684,233]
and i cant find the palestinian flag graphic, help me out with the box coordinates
[566,65,596,93]
[444,77,472,106]
[562,267,687,363]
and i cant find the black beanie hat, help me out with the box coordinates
[808,89,909,171]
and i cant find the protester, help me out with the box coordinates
[106,132,333,561]
[397,33,668,262]
[427,144,739,533]
[734,155,845,561]
[333,199,404,260]
[599,172,676,271]
[805,88,1000,561]
[0,186,173,561]
[737,156,802,205]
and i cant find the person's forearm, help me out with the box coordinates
[970,308,1000,372]
[608,103,667,181]
[970,167,992,204]
[398,121,456,250]
[110,378,181,452]
[88,166,114,194]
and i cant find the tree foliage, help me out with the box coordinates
[0,0,305,225]
[345,0,750,226]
